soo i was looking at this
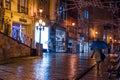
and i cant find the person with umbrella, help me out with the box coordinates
[90,39,108,76]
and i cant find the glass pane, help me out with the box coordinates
[21,0,25,6]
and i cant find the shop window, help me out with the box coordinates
[56,29,66,52]
[12,23,21,41]
[18,0,28,14]
[6,0,11,10]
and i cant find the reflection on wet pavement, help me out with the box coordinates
[0,53,95,80]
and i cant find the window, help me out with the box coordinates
[6,0,11,10]
[0,0,3,7]
[18,0,28,14]
[84,10,89,19]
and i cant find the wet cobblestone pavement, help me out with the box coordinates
[1,53,119,80]
[0,53,96,80]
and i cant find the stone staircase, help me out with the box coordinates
[0,32,31,61]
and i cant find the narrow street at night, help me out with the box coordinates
[0,0,120,80]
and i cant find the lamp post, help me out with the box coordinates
[34,8,45,56]
[37,19,45,44]
[35,19,45,56]
[38,8,45,44]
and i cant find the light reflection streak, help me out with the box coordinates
[17,66,23,80]
[69,55,78,77]
[33,56,50,80]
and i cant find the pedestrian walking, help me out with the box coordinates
[90,39,108,76]
[48,42,51,52]
[91,48,103,76]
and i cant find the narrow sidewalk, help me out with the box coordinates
[81,54,120,80]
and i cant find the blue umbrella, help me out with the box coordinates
[90,40,108,49]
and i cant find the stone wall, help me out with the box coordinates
[0,32,31,61]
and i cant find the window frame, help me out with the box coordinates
[6,0,11,10]
[18,0,28,14]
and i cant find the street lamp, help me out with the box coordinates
[39,20,45,44]
[95,31,98,34]
[72,23,75,26]
[94,31,98,40]
[39,9,43,13]
[37,19,45,44]
[38,9,45,44]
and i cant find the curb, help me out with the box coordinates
[75,64,96,80]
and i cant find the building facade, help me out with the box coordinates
[0,0,50,48]
[0,0,35,47]
[49,0,79,53]
[0,0,119,53]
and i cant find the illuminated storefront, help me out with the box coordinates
[12,22,31,46]
[56,29,66,52]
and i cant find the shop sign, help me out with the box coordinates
[19,18,27,22]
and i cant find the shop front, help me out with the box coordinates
[55,29,66,52]
[12,22,31,46]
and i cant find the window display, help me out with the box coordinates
[12,23,21,41]
[56,29,66,52]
